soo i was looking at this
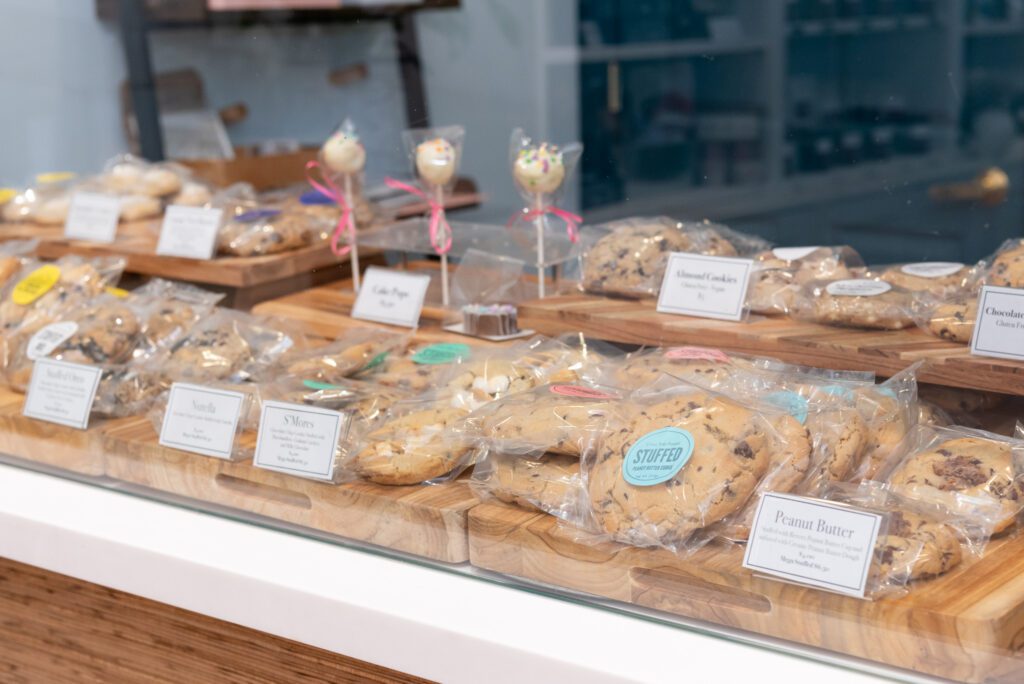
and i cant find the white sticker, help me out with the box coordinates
[825,279,891,297]
[970,286,1024,362]
[743,493,883,598]
[156,206,224,260]
[656,253,753,321]
[351,266,431,328]
[22,359,102,430]
[158,383,246,459]
[27,321,78,360]
[899,262,964,278]
[64,192,121,243]
[772,246,821,261]
[253,400,350,481]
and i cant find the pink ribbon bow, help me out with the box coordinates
[384,177,452,255]
[507,205,583,243]
[305,160,354,257]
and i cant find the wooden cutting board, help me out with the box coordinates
[102,416,478,563]
[519,294,1024,395]
[469,501,1024,683]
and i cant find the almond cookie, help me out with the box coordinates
[352,404,472,485]
[586,392,775,549]
[874,510,963,581]
[878,262,976,296]
[748,246,860,314]
[581,219,698,298]
[476,452,582,515]
[926,296,976,344]
[887,436,1024,532]
[796,279,915,330]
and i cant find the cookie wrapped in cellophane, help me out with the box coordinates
[874,260,984,299]
[0,239,38,290]
[463,382,621,458]
[877,424,1024,534]
[575,381,813,555]
[821,481,998,598]
[470,448,587,521]
[917,291,978,345]
[579,217,768,299]
[986,237,1024,288]
[747,245,865,315]
[353,340,476,392]
[790,277,916,330]
[271,327,411,385]
[259,375,412,428]
[847,364,921,481]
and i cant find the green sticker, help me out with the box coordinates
[303,380,344,391]
[412,343,471,365]
[365,352,388,369]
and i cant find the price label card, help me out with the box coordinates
[156,206,224,260]
[743,493,883,598]
[351,266,431,328]
[64,192,120,243]
[970,286,1024,361]
[253,400,349,481]
[23,359,102,430]
[657,253,753,321]
[158,383,246,459]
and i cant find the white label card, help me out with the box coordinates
[27,321,77,360]
[772,246,821,261]
[64,192,120,243]
[351,266,431,328]
[743,493,883,598]
[156,206,224,260]
[657,253,753,321]
[825,279,891,297]
[900,262,964,278]
[253,400,349,481]
[158,383,246,459]
[23,359,102,430]
[970,286,1024,362]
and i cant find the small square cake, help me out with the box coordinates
[462,303,519,337]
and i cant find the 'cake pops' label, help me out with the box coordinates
[351,266,432,329]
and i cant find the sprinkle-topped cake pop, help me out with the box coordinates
[415,138,456,186]
[322,131,366,175]
[513,143,566,194]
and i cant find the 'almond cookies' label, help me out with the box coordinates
[622,427,694,486]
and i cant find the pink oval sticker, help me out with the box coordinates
[664,346,730,362]
[550,385,618,400]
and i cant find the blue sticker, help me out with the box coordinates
[622,427,694,486]
[236,209,281,222]
[876,386,897,399]
[765,390,808,425]
[300,189,334,205]
[822,384,856,401]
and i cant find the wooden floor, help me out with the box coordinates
[0,557,433,684]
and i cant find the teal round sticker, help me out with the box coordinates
[622,427,694,486]
[412,343,471,365]
[365,351,388,369]
[303,380,343,391]
[765,390,808,425]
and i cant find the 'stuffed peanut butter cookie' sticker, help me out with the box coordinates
[622,427,694,486]
[12,264,61,306]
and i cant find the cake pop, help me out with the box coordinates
[322,131,366,176]
[415,138,457,186]
[513,143,566,195]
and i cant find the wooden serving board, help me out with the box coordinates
[0,386,112,476]
[519,294,1024,395]
[469,502,1024,683]
[102,417,478,563]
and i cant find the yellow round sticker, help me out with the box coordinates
[105,286,129,299]
[0,188,16,205]
[35,171,76,184]
[12,265,61,306]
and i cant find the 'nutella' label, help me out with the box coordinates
[825,280,891,297]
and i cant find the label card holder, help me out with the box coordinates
[970,286,1024,361]
[253,400,349,481]
[156,206,224,260]
[158,383,247,459]
[351,266,431,328]
[657,253,753,321]
[64,192,121,243]
[743,492,883,598]
[23,359,103,430]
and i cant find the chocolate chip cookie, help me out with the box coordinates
[926,296,977,344]
[874,510,963,581]
[475,452,582,515]
[581,219,699,298]
[989,240,1024,288]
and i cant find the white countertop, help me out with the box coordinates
[0,463,907,684]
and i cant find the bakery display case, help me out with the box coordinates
[2,2,1024,683]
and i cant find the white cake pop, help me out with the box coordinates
[415,138,456,186]
[513,143,566,194]
[322,131,366,175]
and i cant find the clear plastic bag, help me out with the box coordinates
[275,328,410,384]
[130,279,225,361]
[917,291,977,345]
[1,175,77,224]
[684,220,770,257]
[791,277,916,330]
[747,246,865,315]
[878,424,1024,533]
[875,260,984,298]
[217,207,319,257]
[260,376,412,428]
[850,364,921,480]
[509,128,582,204]
[0,240,38,289]
[348,396,474,485]
[402,125,465,194]
[449,248,526,336]
[470,449,585,520]
[578,382,811,554]
[987,237,1024,288]
[354,340,476,392]
[464,382,620,458]
[99,153,189,198]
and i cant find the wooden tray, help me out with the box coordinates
[469,502,1024,683]
[519,294,1024,395]
[0,386,110,476]
[102,417,478,563]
